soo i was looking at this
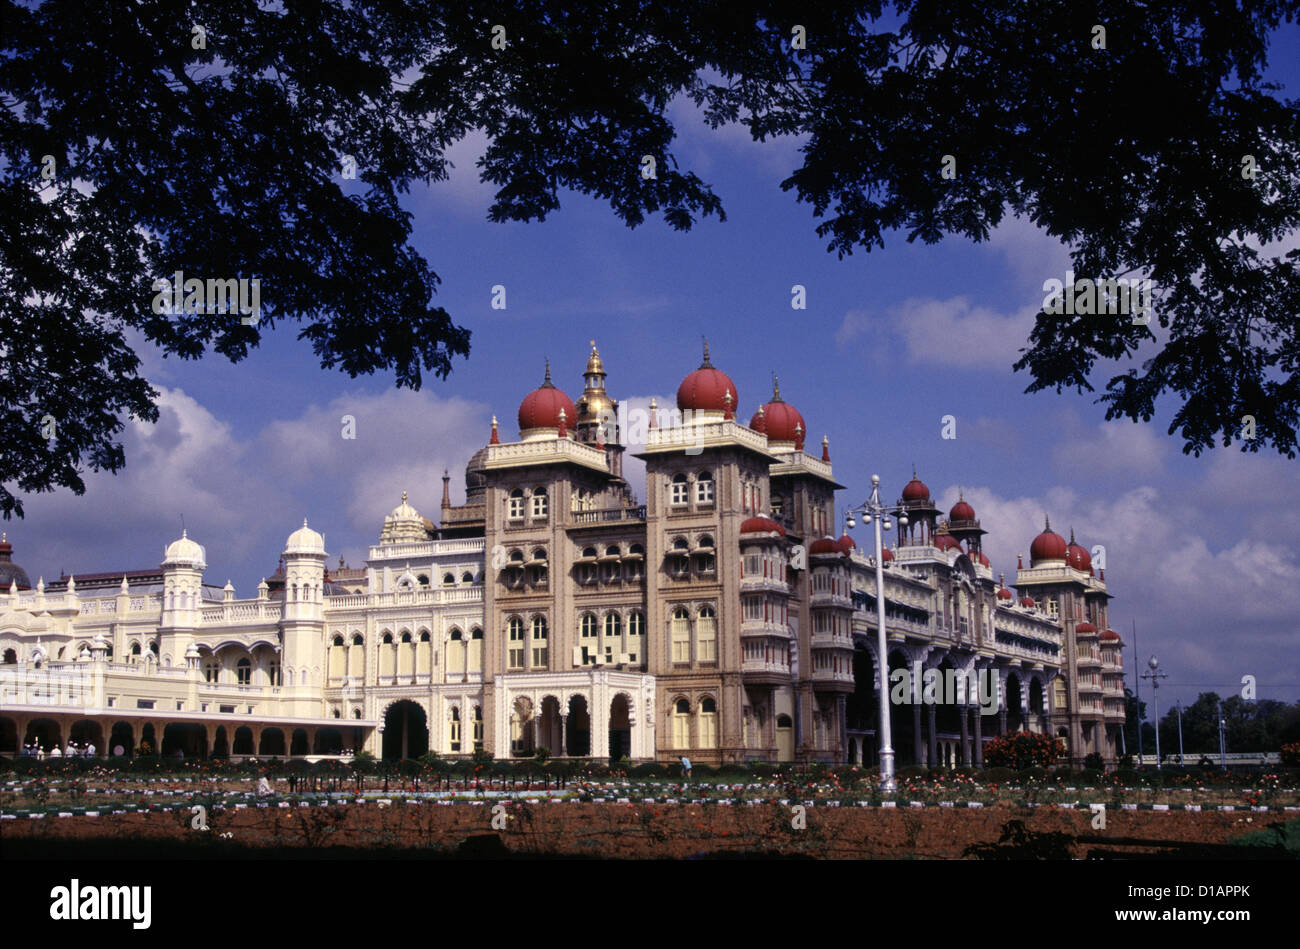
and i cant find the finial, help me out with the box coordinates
[1069,527,1076,544]
[489,415,500,445]
[557,407,568,438]
[958,488,964,501]
[1044,515,1051,531]
[1,532,5,543]
[912,463,917,479]
[543,358,552,386]
[772,374,781,401]
[590,338,597,353]
[303,517,309,528]
[648,397,658,431]
[181,528,187,539]
[701,337,711,367]
[401,491,407,503]
[821,434,830,463]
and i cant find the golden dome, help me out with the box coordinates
[585,340,605,375]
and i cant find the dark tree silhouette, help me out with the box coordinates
[3,1,1298,517]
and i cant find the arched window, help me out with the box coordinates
[603,612,622,662]
[2,648,16,664]
[531,486,548,519]
[531,616,549,667]
[353,708,362,719]
[469,628,483,672]
[580,613,598,665]
[449,707,462,752]
[447,628,465,675]
[697,606,717,663]
[443,573,455,586]
[236,657,251,685]
[627,611,645,664]
[461,571,474,584]
[670,473,688,506]
[698,697,718,747]
[671,608,691,663]
[508,488,525,520]
[417,573,430,586]
[507,618,525,669]
[696,471,714,504]
[472,707,484,751]
[1053,677,1068,709]
[673,699,691,748]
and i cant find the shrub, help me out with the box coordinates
[350,750,377,774]
[287,758,312,774]
[752,763,777,778]
[1083,752,1105,771]
[898,765,930,780]
[1078,768,1103,787]
[1113,769,1141,787]
[470,748,494,765]
[631,763,665,778]
[691,763,716,777]
[533,746,551,764]
[1018,767,1047,783]
[1281,743,1300,767]
[982,767,1017,784]
[983,731,1064,769]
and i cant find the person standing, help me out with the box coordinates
[679,755,692,782]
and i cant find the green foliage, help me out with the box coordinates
[470,748,494,765]
[1083,752,1105,771]
[350,750,377,775]
[983,767,1018,784]
[630,763,665,778]
[533,746,551,764]
[4,1,1298,518]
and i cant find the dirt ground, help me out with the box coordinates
[2,801,1287,859]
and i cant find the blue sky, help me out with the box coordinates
[11,22,1300,711]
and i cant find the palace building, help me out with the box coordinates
[0,344,1126,767]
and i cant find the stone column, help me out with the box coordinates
[998,708,1008,736]
[959,701,970,765]
[973,705,984,767]
[912,701,923,765]
[559,714,567,756]
[926,703,938,768]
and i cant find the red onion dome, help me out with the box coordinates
[518,361,576,435]
[739,516,786,536]
[933,532,961,552]
[1065,529,1092,572]
[1075,621,1098,634]
[880,547,894,562]
[809,536,841,555]
[750,376,806,449]
[837,534,857,554]
[1019,596,1036,608]
[677,340,738,415]
[901,467,930,501]
[1029,517,1068,564]
[950,497,975,522]
[1100,629,1121,641]
[997,587,1013,600]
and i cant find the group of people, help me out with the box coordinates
[20,740,97,759]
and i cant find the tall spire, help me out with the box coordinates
[1044,515,1051,531]
[700,337,712,368]
[648,397,658,431]
[489,415,500,445]
[542,358,553,387]
[772,374,782,401]
[442,469,451,508]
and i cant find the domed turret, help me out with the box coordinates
[1029,517,1068,565]
[379,492,430,545]
[518,360,577,438]
[809,536,840,555]
[902,470,931,502]
[0,533,31,590]
[677,340,738,419]
[1065,528,1092,572]
[575,340,619,445]
[750,376,806,450]
[285,518,325,556]
[163,529,206,569]
[739,516,786,537]
[950,496,975,523]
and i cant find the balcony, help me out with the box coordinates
[570,505,646,526]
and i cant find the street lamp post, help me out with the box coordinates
[1217,695,1227,768]
[1140,655,1168,769]
[845,475,907,793]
